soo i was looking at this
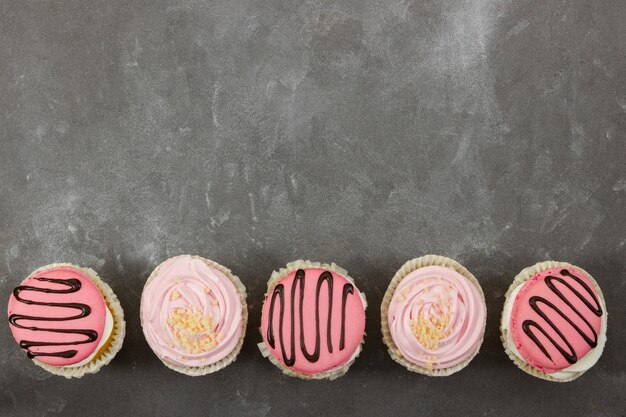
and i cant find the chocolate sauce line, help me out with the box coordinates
[522,269,603,365]
[266,269,353,366]
[267,284,291,364]
[298,270,333,362]
[290,271,305,364]
[340,283,354,350]
[8,277,98,359]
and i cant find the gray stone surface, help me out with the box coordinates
[1,0,625,416]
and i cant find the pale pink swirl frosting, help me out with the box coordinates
[141,255,243,368]
[387,265,485,369]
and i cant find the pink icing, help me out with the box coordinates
[387,265,485,369]
[7,265,107,366]
[510,266,603,373]
[260,268,366,375]
[141,255,243,368]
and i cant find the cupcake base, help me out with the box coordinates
[257,260,367,380]
[141,255,248,376]
[381,255,486,376]
[500,260,608,382]
[30,263,126,379]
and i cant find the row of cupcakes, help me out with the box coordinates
[6,254,607,382]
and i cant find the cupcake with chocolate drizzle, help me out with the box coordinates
[258,260,367,380]
[140,255,247,376]
[501,261,607,382]
[7,263,125,378]
[381,255,487,376]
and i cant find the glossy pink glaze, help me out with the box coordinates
[260,268,365,375]
[510,266,603,373]
[7,265,107,366]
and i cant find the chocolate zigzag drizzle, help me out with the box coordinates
[522,269,603,365]
[8,277,98,359]
[266,269,354,366]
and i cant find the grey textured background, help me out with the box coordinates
[1,0,625,416]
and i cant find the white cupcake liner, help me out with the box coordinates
[500,260,608,382]
[257,260,367,380]
[381,255,487,376]
[29,263,126,379]
[140,255,248,376]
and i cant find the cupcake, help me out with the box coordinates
[140,255,247,376]
[501,261,607,382]
[258,260,367,380]
[381,255,486,376]
[7,263,125,378]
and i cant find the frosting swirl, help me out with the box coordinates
[387,265,485,369]
[141,255,243,368]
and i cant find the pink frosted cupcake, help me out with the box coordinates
[258,260,367,380]
[501,261,607,382]
[7,263,125,378]
[381,255,486,376]
[140,255,247,376]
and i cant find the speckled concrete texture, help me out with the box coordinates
[0,0,625,416]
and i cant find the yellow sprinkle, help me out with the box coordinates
[166,306,220,353]
[171,291,181,301]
